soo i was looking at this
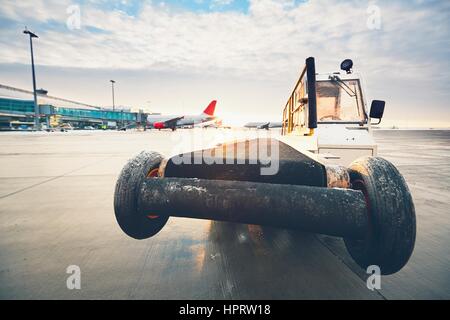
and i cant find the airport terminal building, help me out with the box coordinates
[0,85,147,131]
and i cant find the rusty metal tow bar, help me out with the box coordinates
[138,177,368,239]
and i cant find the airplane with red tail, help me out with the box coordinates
[147,100,218,131]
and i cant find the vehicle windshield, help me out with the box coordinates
[316,79,366,123]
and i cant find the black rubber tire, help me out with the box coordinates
[344,157,416,275]
[114,151,169,239]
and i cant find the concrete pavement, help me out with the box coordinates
[0,129,448,299]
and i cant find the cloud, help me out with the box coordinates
[0,1,448,80]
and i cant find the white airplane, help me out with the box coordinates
[147,100,218,131]
[244,122,283,130]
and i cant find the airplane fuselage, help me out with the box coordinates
[146,100,218,130]
[147,115,215,127]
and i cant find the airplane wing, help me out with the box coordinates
[154,116,184,130]
[257,122,270,130]
[164,116,184,129]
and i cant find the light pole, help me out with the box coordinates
[23,27,40,130]
[110,80,116,112]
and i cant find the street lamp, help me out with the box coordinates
[110,80,116,112]
[23,27,40,130]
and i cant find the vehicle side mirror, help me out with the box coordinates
[370,100,385,125]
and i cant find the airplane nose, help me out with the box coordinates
[154,122,165,129]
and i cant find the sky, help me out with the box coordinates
[0,0,449,127]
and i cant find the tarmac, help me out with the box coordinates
[0,129,449,299]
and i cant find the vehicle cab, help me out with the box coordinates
[281,58,385,166]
